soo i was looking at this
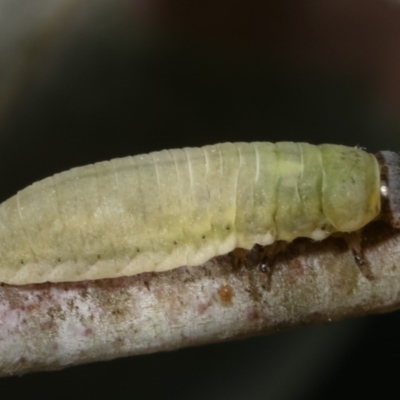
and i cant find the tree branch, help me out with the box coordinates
[1,221,399,376]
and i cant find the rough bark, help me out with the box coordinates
[1,221,399,376]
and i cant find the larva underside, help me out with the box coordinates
[0,142,382,285]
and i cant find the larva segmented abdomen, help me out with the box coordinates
[0,142,381,285]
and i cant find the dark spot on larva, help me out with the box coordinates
[202,235,206,239]
[320,224,328,231]
[173,241,178,245]
[136,248,140,253]
[226,225,231,230]
[20,260,24,265]
[218,284,234,303]
[57,257,61,262]
[97,254,101,259]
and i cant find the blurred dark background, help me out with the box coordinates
[1,0,400,398]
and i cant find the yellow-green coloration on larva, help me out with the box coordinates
[0,142,381,285]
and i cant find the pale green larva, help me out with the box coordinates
[0,141,394,285]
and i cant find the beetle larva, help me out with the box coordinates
[0,142,393,285]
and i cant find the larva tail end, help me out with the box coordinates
[376,151,400,228]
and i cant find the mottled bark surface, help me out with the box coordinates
[1,221,399,376]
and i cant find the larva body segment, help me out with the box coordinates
[0,142,382,285]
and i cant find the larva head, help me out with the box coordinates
[319,144,381,233]
[376,151,400,228]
